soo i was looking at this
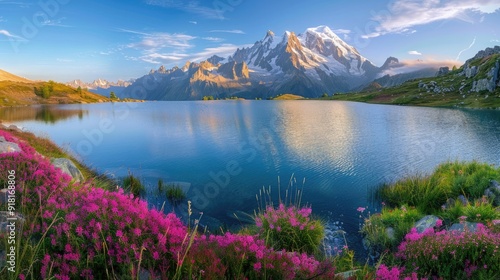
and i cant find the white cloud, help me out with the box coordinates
[0,16,6,22]
[456,37,476,60]
[381,58,459,76]
[209,29,245,34]
[189,21,197,25]
[139,44,251,65]
[146,0,227,19]
[0,29,22,39]
[40,17,71,27]
[140,53,189,64]
[121,28,197,64]
[123,30,196,50]
[491,39,500,43]
[364,0,500,38]
[189,44,244,62]
[408,50,422,55]
[202,37,224,42]
[332,29,351,34]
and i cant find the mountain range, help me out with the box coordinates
[66,79,134,97]
[119,26,419,100]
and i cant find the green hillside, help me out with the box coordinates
[0,79,110,106]
[328,52,500,108]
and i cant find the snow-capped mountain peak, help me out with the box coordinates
[304,25,341,41]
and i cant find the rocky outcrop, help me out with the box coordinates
[436,67,449,76]
[418,80,454,94]
[0,136,20,153]
[484,180,500,206]
[51,158,85,183]
[465,46,500,65]
[464,65,478,78]
[207,55,225,65]
[471,60,499,93]
[218,61,250,80]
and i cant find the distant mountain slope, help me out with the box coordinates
[366,68,439,89]
[0,69,31,83]
[121,26,398,100]
[331,46,500,108]
[66,79,133,98]
[0,79,110,107]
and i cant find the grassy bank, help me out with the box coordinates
[361,161,500,279]
[326,82,500,108]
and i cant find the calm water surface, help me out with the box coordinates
[2,101,500,255]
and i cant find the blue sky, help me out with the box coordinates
[0,0,499,82]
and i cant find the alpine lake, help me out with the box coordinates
[2,100,500,257]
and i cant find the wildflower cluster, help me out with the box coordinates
[394,224,500,279]
[0,130,189,279]
[186,232,337,279]
[255,203,324,254]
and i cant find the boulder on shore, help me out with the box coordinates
[51,158,85,183]
[449,222,480,233]
[0,136,21,154]
[414,215,439,233]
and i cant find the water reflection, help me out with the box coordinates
[277,101,357,174]
[0,105,87,124]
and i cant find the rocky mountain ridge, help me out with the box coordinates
[121,26,401,100]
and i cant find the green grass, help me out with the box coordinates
[122,172,145,197]
[0,80,111,107]
[378,161,500,212]
[165,184,186,205]
[440,198,500,224]
[378,175,448,212]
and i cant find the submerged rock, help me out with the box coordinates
[51,158,85,183]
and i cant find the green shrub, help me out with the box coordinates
[361,205,424,250]
[255,203,325,255]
